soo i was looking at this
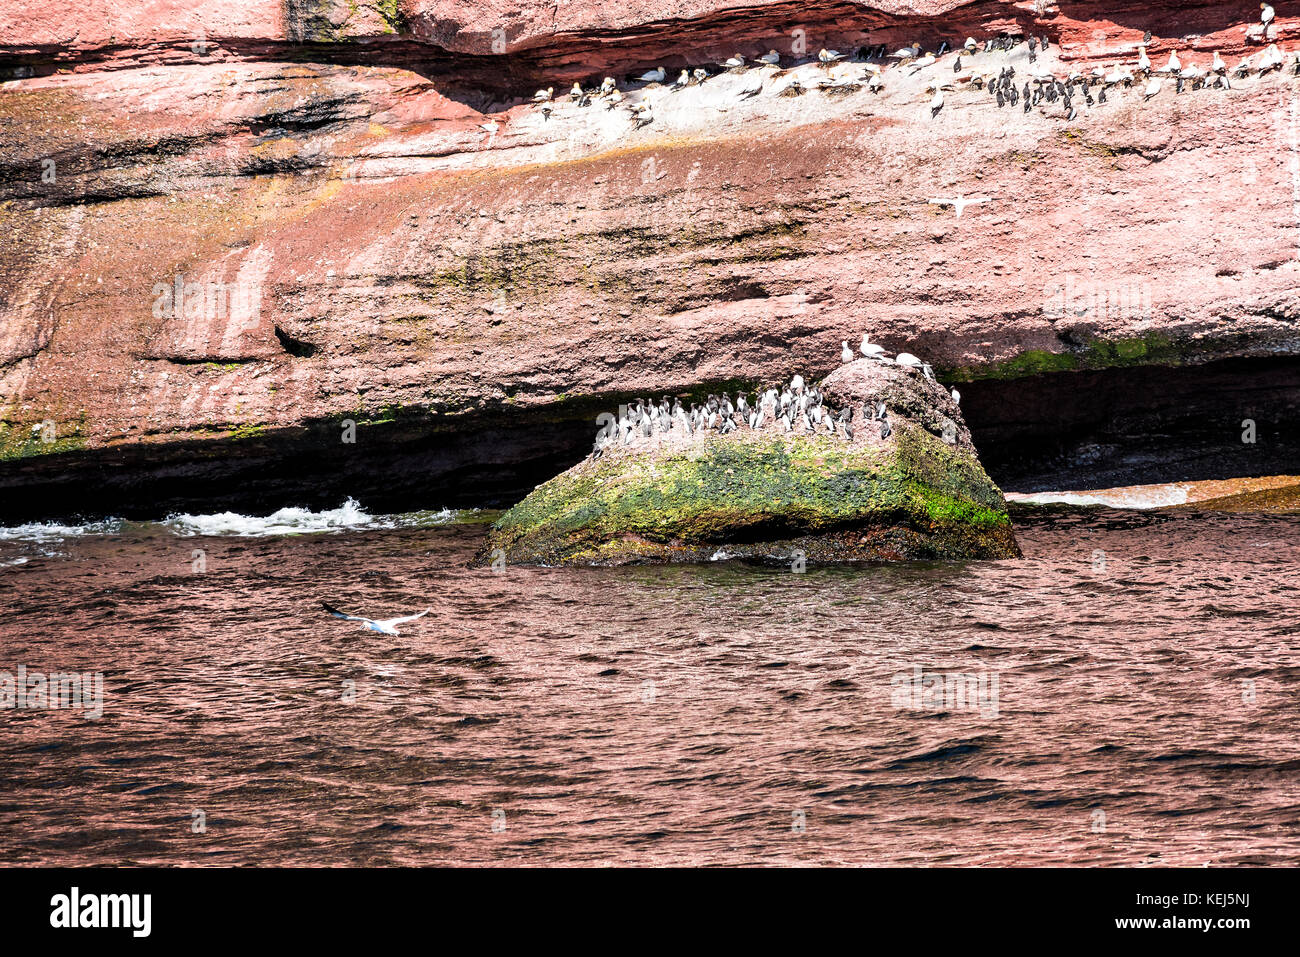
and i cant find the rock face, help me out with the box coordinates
[487,360,1019,565]
[2,1,1299,518]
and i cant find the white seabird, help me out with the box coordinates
[964,37,978,53]
[1262,3,1276,28]
[1144,77,1162,99]
[532,86,554,102]
[859,335,887,360]
[759,50,781,66]
[1164,51,1181,74]
[640,66,666,83]
[600,76,617,95]
[570,82,583,98]
[841,341,855,363]
[1211,51,1226,74]
[894,352,924,372]
[929,89,944,117]
[723,55,746,70]
[322,602,431,637]
[951,388,961,405]
[1136,46,1151,73]
[818,48,844,66]
[673,69,690,88]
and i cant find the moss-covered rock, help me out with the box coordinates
[485,361,1020,565]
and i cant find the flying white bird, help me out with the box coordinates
[928,194,990,217]
[322,602,432,636]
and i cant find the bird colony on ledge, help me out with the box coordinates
[590,338,956,458]
[513,5,1297,136]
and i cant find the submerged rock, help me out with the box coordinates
[486,360,1020,565]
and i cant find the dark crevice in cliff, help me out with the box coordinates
[2,356,1298,526]
[274,326,321,358]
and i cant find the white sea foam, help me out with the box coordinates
[163,498,460,537]
[0,519,124,542]
[0,499,468,542]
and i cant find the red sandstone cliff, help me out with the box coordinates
[1,1,1298,511]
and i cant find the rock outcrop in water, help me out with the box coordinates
[487,359,1019,564]
[2,1,1299,518]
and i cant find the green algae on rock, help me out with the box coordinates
[486,360,1021,566]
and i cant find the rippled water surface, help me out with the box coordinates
[2,505,1298,866]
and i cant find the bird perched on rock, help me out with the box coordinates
[951,388,961,405]
[723,55,746,71]
[895,352,924,373]
[859,334,887,360]
[964,37,978,53]
[692,67,709,84]
[1136,45,1151,75]
[1164,51,1181,75]
[640,66,666,84]
[818,48,844,66]
[532,86,553,103]
[600,76,617,95]
[758,50,781,67]
[673,69,690,89]
[1144,77,1162,99]
[1262,3,1275,29]
[930,89,945,117]
[841,341,855,363]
